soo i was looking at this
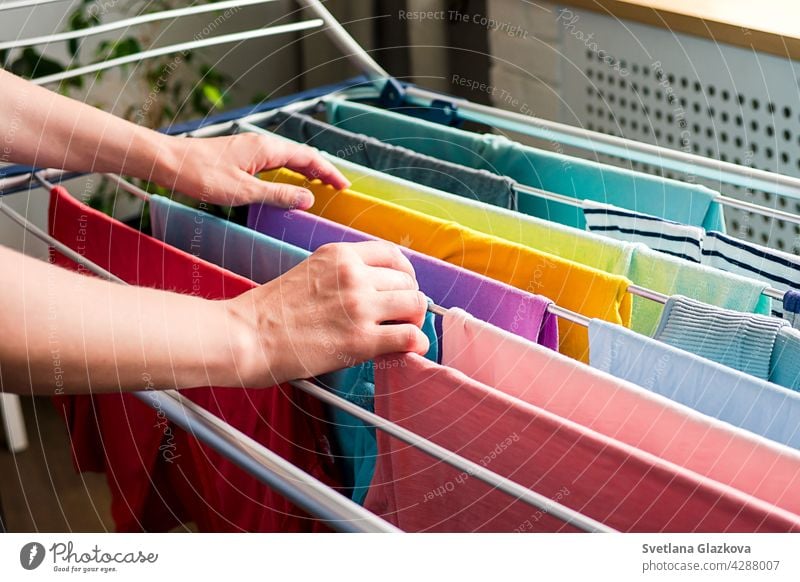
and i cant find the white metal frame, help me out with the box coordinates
[0,0,616,533]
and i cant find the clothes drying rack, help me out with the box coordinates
[0,0,619,534]
[3,0,799,534]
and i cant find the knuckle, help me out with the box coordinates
[277,186,296,204]
[341,291,364,320]
[404,326,419,351]
[335,259,360,288]
[318,242,346,262]
[415,291,427,313]
[388,245,408,270]
[316,242,337,256]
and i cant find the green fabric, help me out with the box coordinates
[630,246,771,336]
[327,99,726,232]
[331,154,632,276]
[328,152,769,335]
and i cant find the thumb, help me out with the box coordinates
[243,173,314,209]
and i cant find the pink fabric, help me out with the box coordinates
[441,308,800,516]
[366,353,800,532]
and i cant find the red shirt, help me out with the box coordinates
[48,186,341,531]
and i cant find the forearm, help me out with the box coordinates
[0,246,254,395]
[0,69,172,179]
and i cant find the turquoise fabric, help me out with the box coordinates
[148,195,439,504]
[327,99,726,232]
[274,112,517,209]
[284,124,767,335]
[770,328,800,391]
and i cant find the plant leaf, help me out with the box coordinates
[201,83,225,108]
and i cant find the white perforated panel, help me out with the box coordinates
[559,9,800,253]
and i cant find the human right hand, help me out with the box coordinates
[224,241,430,387]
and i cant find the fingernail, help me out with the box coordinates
[295,190,314,210]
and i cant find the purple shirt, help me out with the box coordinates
[249,204,559,350]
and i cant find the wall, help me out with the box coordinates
[485,0,800,253]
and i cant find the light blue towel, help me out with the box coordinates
[148,195,439,504]
[653,295,787,380]
[588,319,800,450]
[327,99,726,232]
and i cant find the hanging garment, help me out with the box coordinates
[149,195,308,280]
[785,290,800,327]
[703,231,800,321]
[308,149,770,336]
[49,186,342,532]
[148,194,438,505]
[274,112,517,209]
[588,319,800,451]
[148,194,308,284]
[248,203,559,350]
[651,295,800,391]
[629,245,770,336]
[653,295,788,380]
[326,99,726,231]
[441,307,800,515]
[770,328,800,391]
[580,202,800,323]
[582,200,704,263]
[365,353,800,532]
[259,168,633,362]
[329,154,632,275]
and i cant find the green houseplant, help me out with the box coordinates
[1,0,248,223]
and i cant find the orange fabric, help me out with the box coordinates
[262,168,633,361]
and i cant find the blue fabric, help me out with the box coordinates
[588,319,800,450]
[785,290,800,312]
[148,195,438,503]
[784,290,800,327]
[327,100,726,232]
[653,295,787,380]
[162,76,372,135]
[770,327,800,391]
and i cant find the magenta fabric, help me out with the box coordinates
[249,204,558,350]
[441,308,800,516]
[365,353,800,532]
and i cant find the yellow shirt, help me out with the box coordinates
[261,168,633,361]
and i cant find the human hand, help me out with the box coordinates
[153,132,349,209]
[225,241,430,387]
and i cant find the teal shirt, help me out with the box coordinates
[327,100,726,232]
[149,195,439,503]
